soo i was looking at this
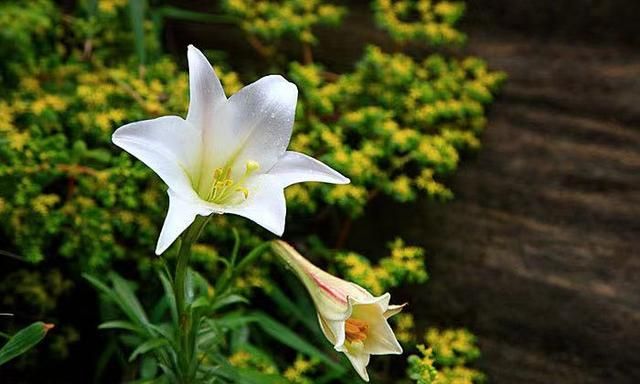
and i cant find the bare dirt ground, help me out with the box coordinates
[350,30,640,384]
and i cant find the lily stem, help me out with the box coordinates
[174,215,209,382]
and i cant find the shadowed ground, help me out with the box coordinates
[349,30,640,384]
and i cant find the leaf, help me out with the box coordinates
[98,320,141,333]
[109,273,149,326]
[216,312,344,373]
[211,293,248,312]
[0,322,52,366]
[251,313,344,372]
[128,0,146,66]
[158,271,178,326]
[190,296,210,311]
[129,338,169,362]
[267,284,317,332]
[153,6,238,24]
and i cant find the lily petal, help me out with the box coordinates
[268,151,350,187]
[186,45,227,131]
[384,303,407,319]
[156,189,214,255]
[364,317,403,355]
[318,315,347,350]
[223,175,286,236]
[207,75,298,178]
[112,116,202,200]
[349,294,402,355]
[344,352,371,382]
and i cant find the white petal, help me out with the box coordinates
[268,151,350,187]
[112,116,202,199]
[318,315,347,349]
[186,45,227,130]
[156,189,214,255]
[222,175,286,236]
[349,296,403,355]
[205,75,298,179]
[384,303,407,319]
[344,352,371,382]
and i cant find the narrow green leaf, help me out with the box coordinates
[230,228,240,266]
[110,273,149,325]
[129,338,169,362]
[154,6,238,24]
[267,284,317,332]
[98,320,141,333]
[251,313,344,372]
[128,0,146,66]
[215,312,344,373]
[0,322,52,366]
[190,296,210,311]
[211,293,248,312]
[158,271,178,326]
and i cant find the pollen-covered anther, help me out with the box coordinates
[345,318,369,343]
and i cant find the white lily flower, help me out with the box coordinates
[272,240,405,382]
[112,45,349,255]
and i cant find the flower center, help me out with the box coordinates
[206,160,259,204]
[345,318,369,343]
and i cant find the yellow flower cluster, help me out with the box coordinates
[373,0,466,45]
[393,313,416,345]
[228,349,278,375]
[98,0,128,14]
[223,0,345,45]
[283,355,318,383]
[426,328,480,367]
[408,345,439,383]
[407,328,485,384]
[335,238,427,295]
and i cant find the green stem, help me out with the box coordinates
[174,215,209,382]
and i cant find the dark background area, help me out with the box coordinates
[155,0,640,383]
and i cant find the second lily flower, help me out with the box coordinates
[272,240,405,382]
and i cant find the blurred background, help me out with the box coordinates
[1,0,639,383]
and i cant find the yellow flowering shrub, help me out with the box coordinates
[373,0,467,45]
[408,329,485,384]
[223,0,345,55]
[333,238,428,295]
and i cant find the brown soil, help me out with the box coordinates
[349,30,640,384]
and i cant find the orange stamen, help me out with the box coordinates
[345,318,368,342]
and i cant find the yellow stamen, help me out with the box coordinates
[206,160,259,204]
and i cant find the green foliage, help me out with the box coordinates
[0,321,52,366]
[0,0,60,91]
[85,240,347,383]
[373,0,467,45]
